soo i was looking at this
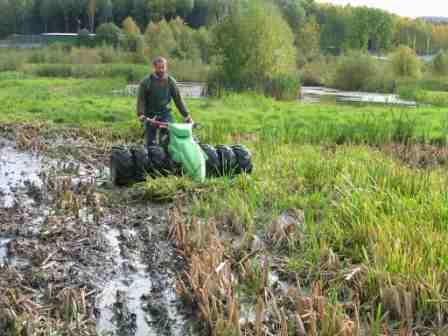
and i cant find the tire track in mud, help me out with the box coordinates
[0,136,197,336]
[97,204,196,336]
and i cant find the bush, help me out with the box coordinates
[104,64,145,82]
[168,58,210,82]
[264,74,301,101]
[301,61,325,86]
[417,91,448,107]
[126,49,147,64]
[410,90,448,107]
[44,44,70,63]
[120,33,145,54]
[169,17,201,61]
[194,27,212,64]
[397,77,448,92]
[390,46,421,78]
[26,46,123,65]
[0,52,25,72]
[0,71,30,80]
[32,64,73,77]
[24,45,69,64]
[133,36,146,63]
[432,50,448,76]
[122,17,141,35]
[24,59,209,82]
[96,23,123,47]
[332,52,379,91]
[97,45,122,63]
[78,29,95,47]
[397,83,448,107]
[212,1,297,92]
[364,64,396,93]
[396,84,418,100]
[300,56,337,86]
[27,49,47,63]
[207,69,227,96]
[144,20,176,59]
[70,47,102,64]
[121,16,145,54]
[71,65,99,78]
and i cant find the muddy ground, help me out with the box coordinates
[3,125,447,336]
[0,126,199,336]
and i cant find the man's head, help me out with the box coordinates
[153,57,167,78]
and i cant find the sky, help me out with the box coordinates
[318,0,448,18]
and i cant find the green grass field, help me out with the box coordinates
[2,74,448,145]
[3,74,448,332]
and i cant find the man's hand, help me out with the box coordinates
[139,115,146,123]
[184,116,193,124]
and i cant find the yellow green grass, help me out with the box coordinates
[2,75,448,145]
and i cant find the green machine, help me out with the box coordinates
[110,119,252,186]
[167,123,206,183]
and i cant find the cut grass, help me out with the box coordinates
[181,143,448,326]
[166,142,448,330]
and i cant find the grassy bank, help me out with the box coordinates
[161,142,448,334]
[2,75,448,333]
[398,79,448,107]
[2,76,448,145]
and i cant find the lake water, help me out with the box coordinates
[119,82,207,99]
[300,86,417,107]
[119,83,418,107]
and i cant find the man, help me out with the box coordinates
[137,57,193,147]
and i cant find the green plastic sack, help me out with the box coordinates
[168,123,206,183]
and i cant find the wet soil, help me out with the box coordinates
[0,129,198,335]
[7,124,445,335]
[0,138,43,208]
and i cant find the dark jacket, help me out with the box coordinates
[136,73,189,119]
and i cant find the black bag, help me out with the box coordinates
[110,141,254,186]
[147,145,179,176]
[200,144,220,177]
[216,145,238,176]
[231,144,253,174]
[130,145,151,181]
[110,145,135,186]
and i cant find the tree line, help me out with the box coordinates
[1,0,448,55]
[0,0,231,37]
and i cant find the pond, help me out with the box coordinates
[117,82,207,99]
[300,86,417,107]
[119,83,418,108]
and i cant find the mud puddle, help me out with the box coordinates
[96,207,196,336]
[0,138,43,208]
[0,134,197,336]
[96,227,152,335]
[0,236,13,266]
